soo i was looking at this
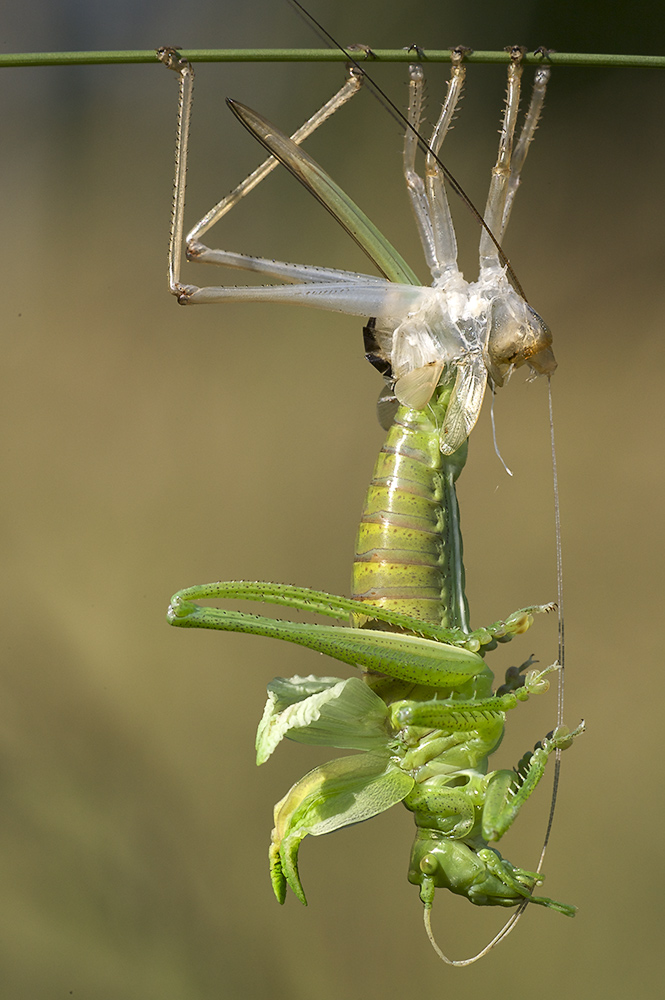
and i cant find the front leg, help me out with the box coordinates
[482,722,585,842]
[390,659,563,731]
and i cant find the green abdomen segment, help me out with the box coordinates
[353,392,469,630]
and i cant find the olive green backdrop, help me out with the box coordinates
[2,0,663,997]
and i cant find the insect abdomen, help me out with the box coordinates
[352,395,468,629]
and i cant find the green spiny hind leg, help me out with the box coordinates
[482,722,585,843]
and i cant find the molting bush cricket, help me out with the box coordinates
[160,6,583,964]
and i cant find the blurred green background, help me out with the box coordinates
[2,1,664,997]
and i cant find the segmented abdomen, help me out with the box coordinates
[352,396,469,630]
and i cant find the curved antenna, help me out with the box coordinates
[423,898,527,966]
[287,0,541,301]
[533,379,566,873]
[490,388,514,476]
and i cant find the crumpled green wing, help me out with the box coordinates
[256,675,392,764]
[269,752,414,904]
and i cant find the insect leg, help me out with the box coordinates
[158,47,193,297]
[478,47,525,270]
[402,56,466,283]
[402,63,436,270]
[158,49,365,297]
[481,722,585,842]
[187,67,365,246]
[499,59,551,239]
[424,50,467,279]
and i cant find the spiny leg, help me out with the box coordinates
[157,48,193,297]
[158,48,365,298]
[424,49,468,280]
[390,660,562,732]
[500,56,551,239]
[403,54,466,281]
[478,46,551,257]
[186,67,365,247]
[169,581,554,658]
[402,63,437,273]
[482,722,585,842]
[478,46,525,271]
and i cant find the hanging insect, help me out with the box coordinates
[161,31,582,964]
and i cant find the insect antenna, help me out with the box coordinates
[423,900,526,966]
[535,382,566,869]
[287,0,536,301]
[490,388,514,476]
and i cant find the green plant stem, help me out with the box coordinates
[0,48,664,69]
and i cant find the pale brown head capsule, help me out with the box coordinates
[485,297,556,387]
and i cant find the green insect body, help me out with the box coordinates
[350,384,578,915]
[167,382,581,929]
[352,381,469,630]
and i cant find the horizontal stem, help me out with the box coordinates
[0,48,664,70]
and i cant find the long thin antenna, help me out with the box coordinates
[490,388,514,476]
[287,0,533,300]
[423,899,527,966]
[535,378,565,872]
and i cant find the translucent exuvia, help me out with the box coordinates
[159,47,555,455]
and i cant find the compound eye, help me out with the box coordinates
[524,307,557,375]
[419,853,439,876]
